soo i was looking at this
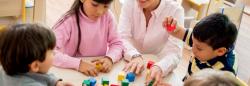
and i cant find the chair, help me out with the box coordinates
[0,0,26,23]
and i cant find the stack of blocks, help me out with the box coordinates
[146,61,155,86]
[102,77,109,86]
[121,79,129,86]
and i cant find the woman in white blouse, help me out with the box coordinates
[118,0,184,85]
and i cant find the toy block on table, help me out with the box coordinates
[121,79,129,86]
[146,70,151,80]
[126,72,135,82]
[147,61,155,69]
[110,84,120,86]
[102,77,109,86]
[118,71,125,81]
[89,77,97,86]
[96,63,102,70]
[148,79,155,86]
[82,80,90,86]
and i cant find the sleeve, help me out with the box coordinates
[47,73,61,86]
[52,20,81,70]
[118,0,141,61]
[155,5,185,76]
[106,11,124,63]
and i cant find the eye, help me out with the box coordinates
[197,47,202,51]
[104,5,110,8]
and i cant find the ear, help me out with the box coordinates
[29,60,40,73]
[215,47,227,56]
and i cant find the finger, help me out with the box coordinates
[129,62,138,73]
[167,16,173,25]
[171,19,177,27]
[102,62,109,72]
[145,70,154,85]
[153,73,162,86]
[89,69,97,76]
[135,63,144,74]
[123,62,133,72]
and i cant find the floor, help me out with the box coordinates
[45,0,250,84]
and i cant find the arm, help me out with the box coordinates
[106,11,124,63]
[53,21,81,70]
[156,6,185,76]
[118,1,141,61]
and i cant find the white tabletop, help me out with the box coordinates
[49,55,184,86]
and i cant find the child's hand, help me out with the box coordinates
[145,66,163,86]
[79,59,99,76]
[123,56,144,75]
[92,56,113,73]
[56,81,74,86]
[162,16,178,33]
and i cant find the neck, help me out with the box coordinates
[144,0,161,12]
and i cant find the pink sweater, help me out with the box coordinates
[53,9,124,70]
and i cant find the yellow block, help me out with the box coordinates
[95,63,102,71]
[117,71,125,81]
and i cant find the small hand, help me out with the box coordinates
[123,56,144,75]
[56,81,74,86]
[79,59,99,76]
[145,66,163,86]
[92,56,113,73]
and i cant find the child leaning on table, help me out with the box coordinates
[162,13,238,79]
[0,24,72,86]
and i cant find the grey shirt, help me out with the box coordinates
[0,67,60,86]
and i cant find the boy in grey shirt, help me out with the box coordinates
[0,24,72,86]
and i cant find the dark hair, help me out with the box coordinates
[66,0,113,55]
[193,13,238,50]
[0,24,56,76]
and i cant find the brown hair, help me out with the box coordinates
[0,24,56,76]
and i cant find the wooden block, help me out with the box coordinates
[126,72,135,82]
[147,61,154,69]
[118,71,125,81]
[121,79,129,86]
[102,77,109,86]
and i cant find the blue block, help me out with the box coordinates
[126,72,135,82]
[89,77,96,86]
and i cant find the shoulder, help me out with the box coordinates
[161,0,184,12]
[53,12,76,29]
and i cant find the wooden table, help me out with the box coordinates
[49,55,184,86]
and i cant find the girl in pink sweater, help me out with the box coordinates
[53,0,123,76]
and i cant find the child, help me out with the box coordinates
[163,13,238,79]
[0,24,72,86]
[158,69,242,86]
[183,69,243,86]
[53,0,124,76]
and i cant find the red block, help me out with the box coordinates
[165,24,176,32]
[110,84,119,86]
[147,61,155,69]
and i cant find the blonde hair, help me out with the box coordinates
[184,69,241,86]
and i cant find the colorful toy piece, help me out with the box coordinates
[118,71,126,81]
[96,63,102,71]
[126,72,135,82]
[89,77,96,86]
[110,84,120,86]
[147,61,155,69]
[82,80,90,86]
[148,79,155,86]
[102,77,109,86]
[121,79,129,86]
[165,24,176,32]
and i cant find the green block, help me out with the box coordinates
[148,80,155,86]
[121,79,129,86]
[82,80,90,86]
[102,77,109,85]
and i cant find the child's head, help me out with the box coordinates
[0,24,56,76]
[69,0,113,21]
[184,69,240,86]
[192,13,238,61]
